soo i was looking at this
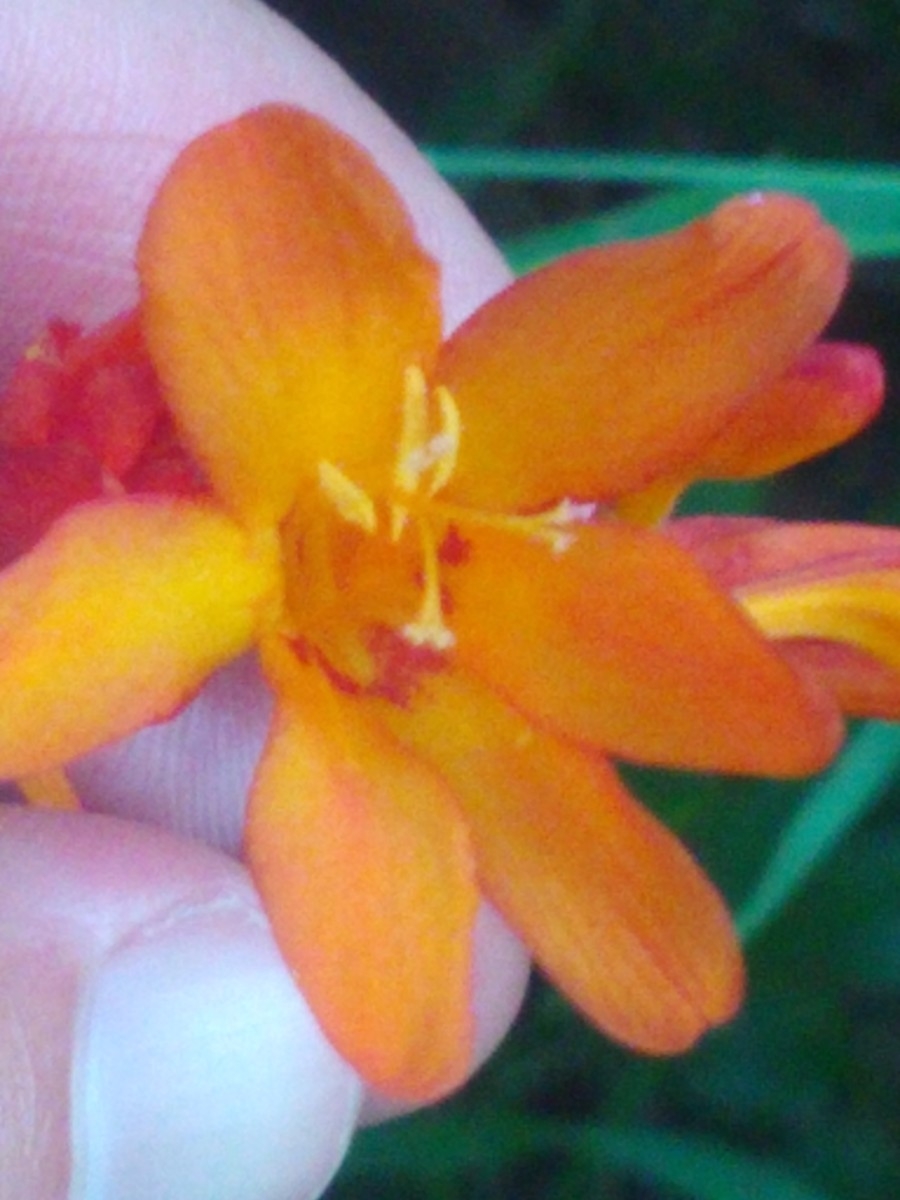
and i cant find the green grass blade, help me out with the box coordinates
[430,148,900,263]
[504,185,900,267]
[737,722,900,943]
[430,145,900,193]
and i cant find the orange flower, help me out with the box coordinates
[0,104,896,1100]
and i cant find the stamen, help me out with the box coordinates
[318,460,378,534]
[432,496,595,553]
[402,522,456,650]
[389,502,410,543]
[394,370,462,501]
[395,365,430,495]
[426,387,461,497]
[552,498,598,525]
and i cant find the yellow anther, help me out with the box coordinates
[318,460,378,534]
[432,496,595,554]
[394,368,462,501]
[395,365,430,495]
[425,386,461,497]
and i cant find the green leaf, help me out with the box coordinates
[737,721,900,943]
[584,1127,838,1200]
[347,1116,840,1200]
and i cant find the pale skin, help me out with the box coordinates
[0,3,530,1197]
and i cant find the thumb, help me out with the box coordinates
[0,806,362,1200]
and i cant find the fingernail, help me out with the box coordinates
[70,909,362,1200]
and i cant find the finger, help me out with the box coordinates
[0,806,362,1200]
[0,0,510,375]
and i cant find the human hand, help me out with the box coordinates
[0,3,531,1197]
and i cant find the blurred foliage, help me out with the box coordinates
[264,3,900,1197]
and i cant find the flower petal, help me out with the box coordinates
[694,341,884,480]
[615,342,884,526]
[447,521,841,775]
[437,194,848,511]
[672,516,900,591]
[139,105,441,525]
[674,516,900,719]
[780,640,900,720]
[246,641,478,1101]
[381,670,744,1054]
[0,498,279,775]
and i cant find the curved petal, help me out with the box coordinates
[436,194,848,511]
[672,516,900,589]
[447,521,842,775]
[380,671,744,1054]
[672,517,900,720]
[694,341,884,480]
[0,498,279,775]
[615,342,884,526]
[139,105,441,525]
[743,569,900,699]
[246,640,479,1101]
[780,640,900,720]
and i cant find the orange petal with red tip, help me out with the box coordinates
[437,194,848,512]
[382,670,744,1054]
[246,641,478,1101]
[139,105,441,526]
[697,341,884,480]
[0,498,279,776]
[448,521,841,775]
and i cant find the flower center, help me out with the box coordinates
[316,365,462,652]
[301,365,596,695]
